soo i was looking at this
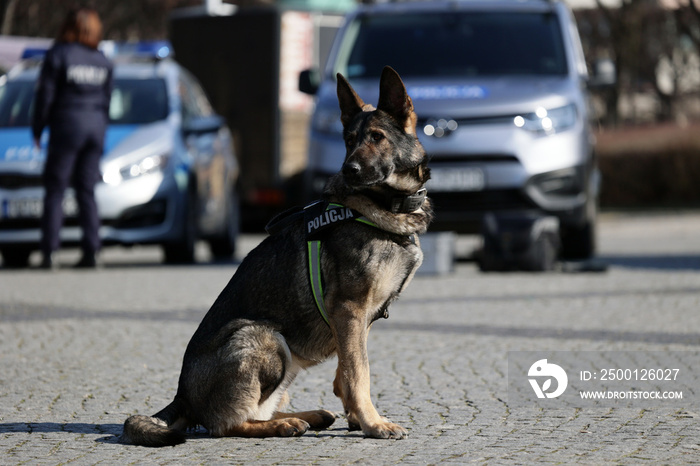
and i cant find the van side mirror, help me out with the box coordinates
[299,68,320,95]
[589,58,616,89]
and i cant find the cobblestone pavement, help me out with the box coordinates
[1,211,700,465]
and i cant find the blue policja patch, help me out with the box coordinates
[407,85,489,100]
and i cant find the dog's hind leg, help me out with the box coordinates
[186,324,310,438]
[273,410,337,430]
[217,418,310,438]
[269,370,337,430]
[187,323,335,438]
[215,372,315,438]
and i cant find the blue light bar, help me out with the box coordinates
[114,40,173,60]
[21,40,172,63]
[21,48,49,60]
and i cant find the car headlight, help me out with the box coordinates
[311,106,343,135]
[513,103,577,135]
[102,153,170,186]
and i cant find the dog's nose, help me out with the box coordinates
[342,162,361,179]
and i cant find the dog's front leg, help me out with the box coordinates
[332,312,408,439]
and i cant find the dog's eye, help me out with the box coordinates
[371,132,383,142]
[345,135,356,147]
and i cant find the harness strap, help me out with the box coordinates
[306,202,377,326]
[266,199,418,327]
[307,240,328,325]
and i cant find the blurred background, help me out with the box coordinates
[0,0,698,246]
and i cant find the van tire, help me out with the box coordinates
[560,221,596,260]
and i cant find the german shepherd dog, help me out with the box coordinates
[122,66,432,446]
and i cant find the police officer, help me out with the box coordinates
[32,7,113,269]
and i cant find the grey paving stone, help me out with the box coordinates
[2,211,700,464]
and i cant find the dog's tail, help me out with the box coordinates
[122,398,187,447]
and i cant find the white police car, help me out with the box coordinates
[0,42,239,267]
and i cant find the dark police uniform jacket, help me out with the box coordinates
[31,42,113,142]
[32,42,113,256]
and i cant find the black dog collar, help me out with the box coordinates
[361,187,427,214]
[391,188,427,214]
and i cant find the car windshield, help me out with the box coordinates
[335,11,568,79]
[0,80,35,127]
[0,77,169,127]
[109,78,169,124]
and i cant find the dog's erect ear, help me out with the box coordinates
[377,66,417,135]
[337,73,366,127]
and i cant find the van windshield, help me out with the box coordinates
[336,11,568,79]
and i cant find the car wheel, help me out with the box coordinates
[560,220,596,260]
[1,248,32,268]
[208,192,239,260]
[163,191,197,264]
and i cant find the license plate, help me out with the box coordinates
[1,197,78,220]
[427,167,485,192]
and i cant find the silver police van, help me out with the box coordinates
[300,0,601,259]
[0,42,239,267]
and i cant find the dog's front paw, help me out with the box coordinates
[276,418,310,437]
[363,421,408,440]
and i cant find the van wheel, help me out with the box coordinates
[1,248,32,268]
[560,220,596,260]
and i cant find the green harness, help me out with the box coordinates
[265,188,425,325]
[266,201,377,325]
[306,202,378,324]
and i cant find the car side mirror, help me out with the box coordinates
[299,68,320,95]
[588,58,616,89]
[183,114,224,135]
